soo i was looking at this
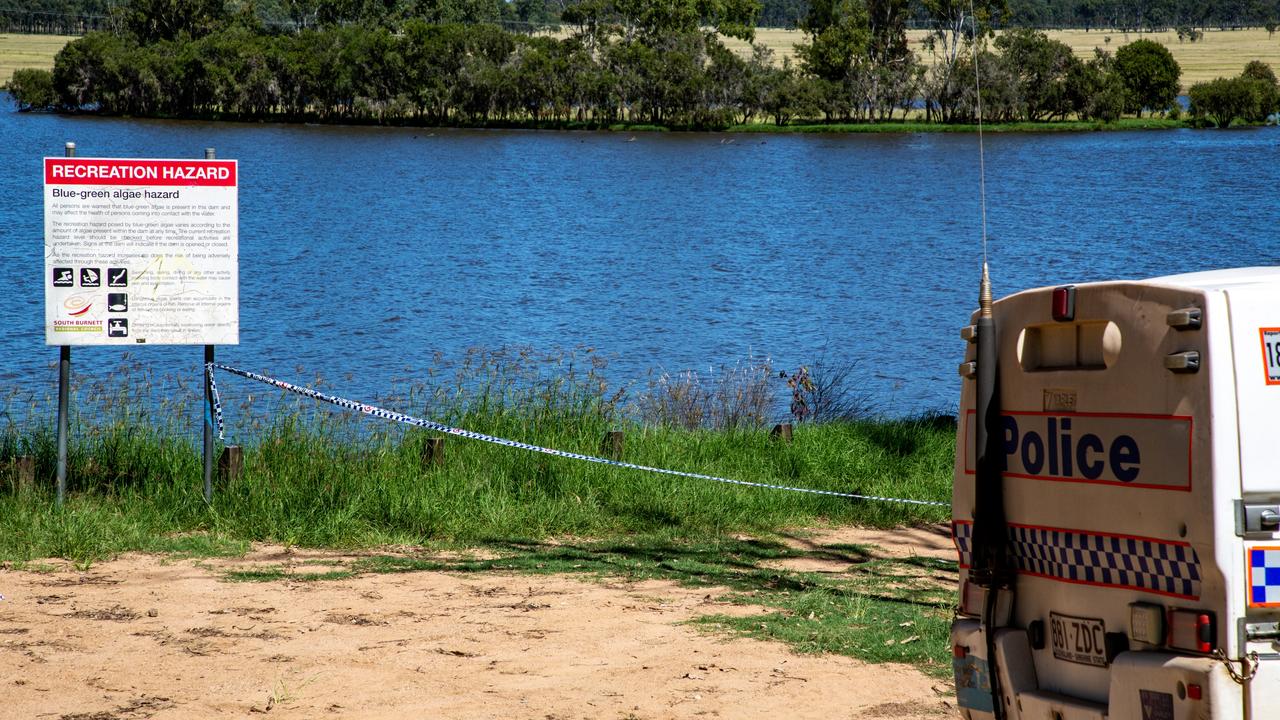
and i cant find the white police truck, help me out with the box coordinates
[952,268,1280,720]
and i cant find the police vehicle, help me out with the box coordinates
[952,267,1280,720]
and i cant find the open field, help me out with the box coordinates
[5,27,1279,90]
[1024,28,1280,88]
[0,527,957,719]
[0,33,74,83]
[729,27,1280,91]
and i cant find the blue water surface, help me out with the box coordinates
[3,92,1279,429]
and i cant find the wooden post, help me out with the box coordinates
[422,437,445,467]
[601,431,624,459]
[218,445,243,485]
[15,456,35,493]
[3,456,34,494]
[770,423,793,444]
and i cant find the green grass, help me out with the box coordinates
[0,350,951,561]
[729,117,1189,134]
[0,411,953,562]
[224,566,357,582]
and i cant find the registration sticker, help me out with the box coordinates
[1139,690,1174,720]
[1260,328,1280,385]
[1050,612,1108,667]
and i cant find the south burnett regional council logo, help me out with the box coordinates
[63,296,93,316]
[55,296,103,332]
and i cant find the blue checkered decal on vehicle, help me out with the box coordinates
[954,520,972,562]
[952,521,1200,600]
[1249,547,1280,607]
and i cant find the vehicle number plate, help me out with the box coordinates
[1050,612,1108,667]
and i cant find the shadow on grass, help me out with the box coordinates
[218,533,959,677]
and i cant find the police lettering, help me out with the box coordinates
[1002,416,1140,482]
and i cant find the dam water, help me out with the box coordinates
[3,93,1279,426]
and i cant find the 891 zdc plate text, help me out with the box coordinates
[1050,612,1108,667]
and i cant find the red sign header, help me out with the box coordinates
[45,158,237,187]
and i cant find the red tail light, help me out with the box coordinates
[1052,286,1076,322]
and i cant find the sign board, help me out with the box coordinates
[44,157,239,345]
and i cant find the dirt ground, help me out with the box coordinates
[0,526,958,720]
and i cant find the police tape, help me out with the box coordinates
[206,363,950,508]
[206,362,226,442]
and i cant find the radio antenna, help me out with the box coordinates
[970,0,989,267]
[967,5,1008,719]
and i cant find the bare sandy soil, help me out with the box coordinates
[0,526,957,720]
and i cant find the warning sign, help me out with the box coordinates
[44,157,238,345]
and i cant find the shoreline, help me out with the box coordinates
[12,106,1238,134]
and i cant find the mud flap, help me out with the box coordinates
[953,618,996,718]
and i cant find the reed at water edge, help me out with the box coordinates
[0,347,954,563]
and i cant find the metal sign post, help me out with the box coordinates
[55,141,75,507]
[203,147,216,503]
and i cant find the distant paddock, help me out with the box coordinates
[5,27,1280,90]
[0,33,74,84]
[724,27,1280,91]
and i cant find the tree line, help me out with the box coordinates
[6,0,1280,32]
[1004,0,1280,31]
[6,0,1279,127]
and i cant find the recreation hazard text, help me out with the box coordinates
[44,157,239,345]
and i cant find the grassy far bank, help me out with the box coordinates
[727,117,1187,133]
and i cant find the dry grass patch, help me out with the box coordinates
[0,33,74,84]
[725,27,1280,91]
[1042,28,1280,88]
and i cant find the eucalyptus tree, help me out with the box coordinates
[917,0,1005,122]
[561,0,758,44]
[1064,48,1125,121]
[994,28,1081,121]
[119,0,228,42]
[860,0,919,120]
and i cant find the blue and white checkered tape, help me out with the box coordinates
[1248,547,1280,607]
[206,363,950,508]
[206,362,225,441]
[953,521,1201,600]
